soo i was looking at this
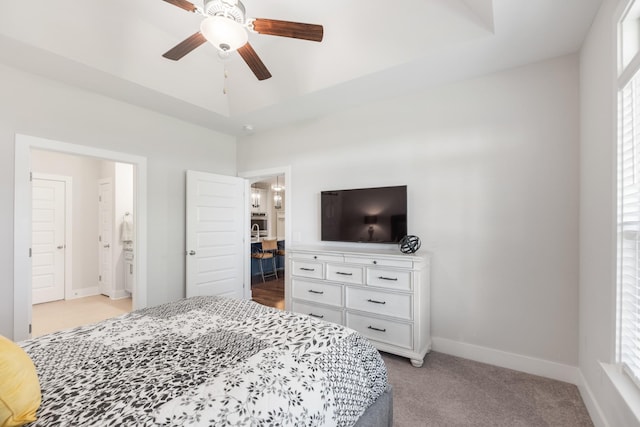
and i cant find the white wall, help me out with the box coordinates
[579,0,640,425]
[238,55,580,367]
[31,150,102,296]
[0,63,236,339]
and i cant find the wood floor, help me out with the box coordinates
[31,295,132,337]
[251,273,284,310]
[30,277,283,338]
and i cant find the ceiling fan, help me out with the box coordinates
[161,0,324,81]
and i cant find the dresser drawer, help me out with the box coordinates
[292,279,342,307]
[326,264,364,285]
[293,301,343,325]
[344,256,414,269]
[367,268,412,291]
[346,287,412,320]
[346,312,413,349]
[291,252,343,263]
[291,260,324,279]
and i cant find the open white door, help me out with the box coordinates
[32,178,66,304]
[98,179,114,296]
[186,171,246,298]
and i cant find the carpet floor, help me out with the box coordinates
[383,351,593,426]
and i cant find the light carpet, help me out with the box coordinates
[382,351,593,427]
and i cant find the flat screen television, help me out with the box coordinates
[321,185,407,243]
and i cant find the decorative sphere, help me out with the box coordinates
[399,235,421,254]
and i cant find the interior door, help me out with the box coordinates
[186,171,246,298]
[32,178,66,304]
[98,179,113,296]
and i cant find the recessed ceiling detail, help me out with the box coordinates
[0,0,602,135]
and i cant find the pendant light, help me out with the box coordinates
[273,176,283,209]
[251,184,260,208]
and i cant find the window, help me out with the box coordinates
[621,1,640,71]
[618,71,640,387]
[618,0,640,389]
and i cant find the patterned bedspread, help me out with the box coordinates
[21,296,388,426]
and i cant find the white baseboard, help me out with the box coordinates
[431,336,581,385]
[67,286,99,299]
[110,289,131,300]
[67,288,131,300]
[576,370,609,427]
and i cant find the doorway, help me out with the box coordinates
[28,150,136,335]
[14,134,148,341]
[241,167,291,311]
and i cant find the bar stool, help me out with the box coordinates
[251,239,278,282]
[276,241,285,273]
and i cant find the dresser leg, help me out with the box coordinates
[410,358,424,368]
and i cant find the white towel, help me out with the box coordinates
[121,217,134,242]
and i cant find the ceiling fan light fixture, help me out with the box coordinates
[162,0,323,80]
[200,16,248,52]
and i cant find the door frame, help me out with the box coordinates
[14,134,148,341]
[32,173,73,301]
[239,166,292,310]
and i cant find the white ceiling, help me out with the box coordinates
[0,0,602,136]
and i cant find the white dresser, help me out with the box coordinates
[288,246,431,367]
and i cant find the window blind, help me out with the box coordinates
[618,69,640,387]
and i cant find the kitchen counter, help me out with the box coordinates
[251,236,281,243]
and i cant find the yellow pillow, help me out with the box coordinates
[0,335,41,427]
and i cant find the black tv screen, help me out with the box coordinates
[321,185,407,243]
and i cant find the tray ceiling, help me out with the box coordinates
[0,0,602,135]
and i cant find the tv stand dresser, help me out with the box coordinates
[288,246,431,367]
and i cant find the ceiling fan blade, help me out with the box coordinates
[237,43,272,81]
[162,32,207,60]
[162,0,198,13]
[251,19,323,42]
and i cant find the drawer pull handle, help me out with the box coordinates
[378,276,398,281]
[308,289,324,295]
[300,267,315,272]
[368,326,387,332]
[336,272,353,276]
[309,313,324,319]
[367,299,386,305]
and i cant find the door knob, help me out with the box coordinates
[104,244,110,248]
[188,250,196,256]
[57,245,64,249]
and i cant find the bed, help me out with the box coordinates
[20,296,392,426]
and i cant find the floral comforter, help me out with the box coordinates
[22,296,388,426]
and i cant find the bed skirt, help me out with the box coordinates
[354,385,393,427]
